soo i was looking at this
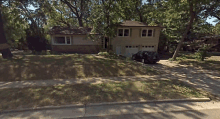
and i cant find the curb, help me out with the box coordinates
[0,98,210,114]
[86,98,211,107]
[0,103,85,114]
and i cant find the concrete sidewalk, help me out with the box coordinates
[1,101,220,119]
[1,59,220,99]
[0,75,169,89]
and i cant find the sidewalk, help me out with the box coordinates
[1,101,220,119]
[1,60,220,98]
[0,75,169,89]
[1,73,220,98]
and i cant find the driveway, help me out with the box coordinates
[145,60,220,99]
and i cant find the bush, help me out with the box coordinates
[194,46,208,61]
[98,52,126,60]
[98,52,109,56]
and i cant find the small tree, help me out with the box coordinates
[195,45,208,61]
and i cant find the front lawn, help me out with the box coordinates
[0,54,157,81]
[0,80,207,111]
[176,55,220,71]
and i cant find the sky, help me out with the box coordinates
[206,17,218,26]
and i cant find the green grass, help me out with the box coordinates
[178,60,220,71]
[169,53,220,71]
[0,80,207,111]
[0,54,157,81]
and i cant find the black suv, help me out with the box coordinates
[132,51,160,64]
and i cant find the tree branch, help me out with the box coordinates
[61,0,78,16]
[213,14,220,20]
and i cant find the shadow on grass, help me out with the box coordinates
[144,58,220,100]
[0,80,208,119]
[0,80,205,111]
[0,54,156,81]
[178,60,220,71]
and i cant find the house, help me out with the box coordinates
[200,35,220,45]
[200,35,220,52]
[49,20,163,56]
[182,35,220,52]
[110,20,163,57]
[49,26,101,54]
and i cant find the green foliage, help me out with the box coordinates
[213,23,220,35]
[98,52,126,60]
[1,4,28,48]
[98,52,110,56]
[1,0,219,55]
[195,46,208,61]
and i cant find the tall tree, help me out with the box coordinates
[172,0,196,60]
[172,0,211,60]
[60,0,91,27]
[0,0,13,59]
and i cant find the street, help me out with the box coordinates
[1,101,220,119]
[78,109,220,119]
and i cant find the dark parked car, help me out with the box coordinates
[132,51,160,64]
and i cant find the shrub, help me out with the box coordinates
[98,52,126,60]
[98,52,109,56]
[194,46,208,61]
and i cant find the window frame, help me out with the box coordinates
[118,28,130,37]
[141,29,154,38]
[53,36,71,45]
[142,29,147,37]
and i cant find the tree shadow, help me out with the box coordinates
[144,59,220,100]
[178,60,220,71]
[0,54,155,82]
[0,80,209,119]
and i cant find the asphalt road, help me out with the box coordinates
[78,109,220,119]
[1,101,220,119]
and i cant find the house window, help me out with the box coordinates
[148,30,153,36]
[142,30,147,37]
[53,36,71,45]
[118,29,123,36]
[124,29,129,36]
[118,28,130,37]
[66,37,71,44]
[142,29,153,37]
[54,37,65,44]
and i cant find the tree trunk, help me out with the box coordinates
[172,1,195,60]
[0,3,13,59]
[78,16,83,27]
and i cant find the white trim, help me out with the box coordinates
[141,29,154,38]
[53,36,72,45]
[117,28,130,37]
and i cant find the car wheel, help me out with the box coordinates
[152,61,156,64]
